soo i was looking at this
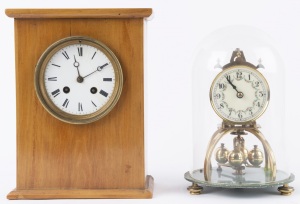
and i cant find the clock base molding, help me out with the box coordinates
[185,170,295,195]
[7,175,153,200]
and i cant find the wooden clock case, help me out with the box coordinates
[6,8,153,199]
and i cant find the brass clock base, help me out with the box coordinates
[278,184,294,196]
[7,175,154,199]
[187,183,203,195]
[185,168,294,195]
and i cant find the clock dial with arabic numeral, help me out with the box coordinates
[210,65,270,123]
[35,36,123,124]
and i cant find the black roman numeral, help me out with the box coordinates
[52,64,61,67]
[103,78,112,82]
[78,102,83,111]
[78,47,83,56]
[62,98,69,108]
[48,77,57,81]
[91,101,97,107]
[62,51,69,59]
[100,90,108,97]
[51,89,60,97]
[92,52,96,60]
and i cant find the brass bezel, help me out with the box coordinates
[209,65,270,124]
[34,36,123,124]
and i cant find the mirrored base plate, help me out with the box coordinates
[185,167,295,188]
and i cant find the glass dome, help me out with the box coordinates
[184,25,295,195]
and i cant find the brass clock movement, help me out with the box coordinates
[6,8,153,199]
[185,48,295,195]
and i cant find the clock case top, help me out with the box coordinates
[6,8,153,199]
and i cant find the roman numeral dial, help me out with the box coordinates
[35,36,123,124]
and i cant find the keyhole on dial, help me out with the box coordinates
[63,86,70,94]
[90,87,98,94]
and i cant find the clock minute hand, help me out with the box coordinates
[226,76,238,93]
[83,63,109,79]
[226,75,244,99]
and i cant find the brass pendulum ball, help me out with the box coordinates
[215,143,230,164]
[248,145,264,167]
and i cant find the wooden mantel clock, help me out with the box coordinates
[6,8,153,199]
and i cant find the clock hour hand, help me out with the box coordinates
[74,56,84,83]
[226,76,244,98]
[83,63,109,79]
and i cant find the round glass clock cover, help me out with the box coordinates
[210,65,270,123]
[35,36,123,124]
[188,26,293,193]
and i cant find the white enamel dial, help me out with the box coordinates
[210,66,270,123]
[35,36,123,124]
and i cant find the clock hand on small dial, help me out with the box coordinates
[226,75,244,98]
[73,55,84,83]
[83,63,109,79]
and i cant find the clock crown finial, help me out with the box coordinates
[222,48,257,70]
[231,48,246,63]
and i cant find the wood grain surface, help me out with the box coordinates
[6,9,153,199]
[5,8,152,18]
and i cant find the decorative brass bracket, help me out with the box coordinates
[204,122,276,181]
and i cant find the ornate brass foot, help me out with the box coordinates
[187,183,203,195]
[278,184,294,196]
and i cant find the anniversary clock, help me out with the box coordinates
[6,8,153,199]
[185,46,295,195]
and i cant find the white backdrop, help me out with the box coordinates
[0,1,299,204]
